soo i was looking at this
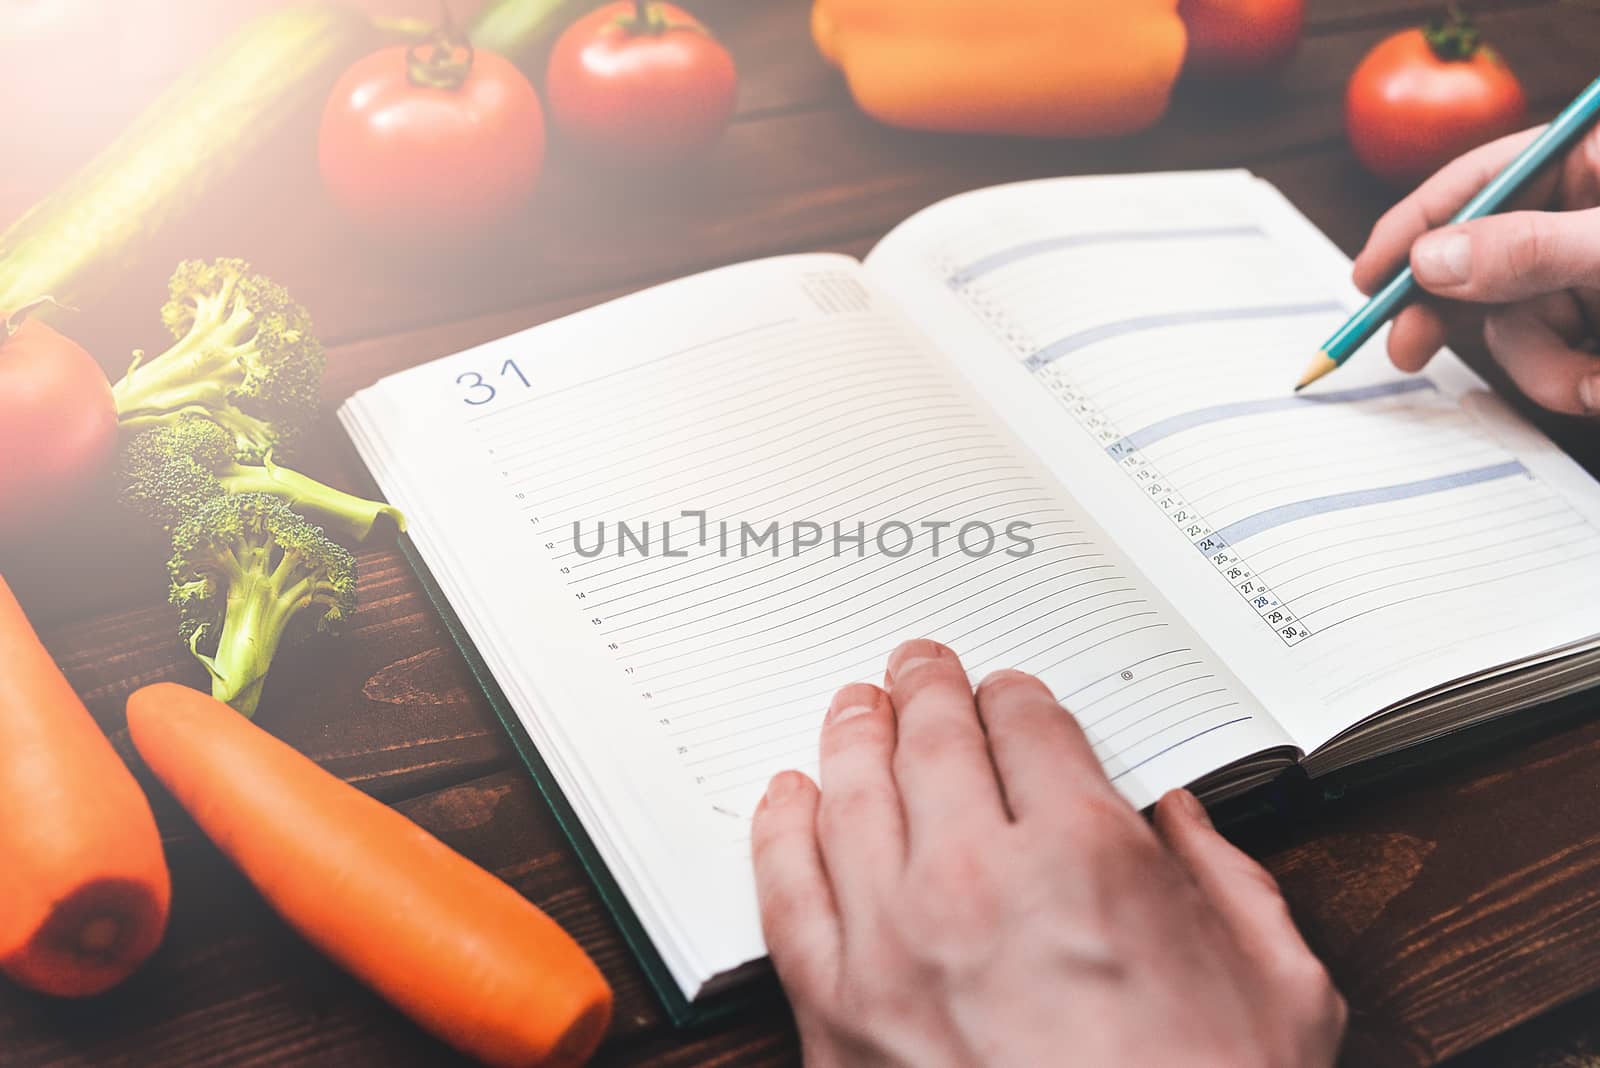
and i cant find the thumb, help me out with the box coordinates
[1152,790,1310,962]
[1155,791,1348,1068]
[1410,207,1600,303]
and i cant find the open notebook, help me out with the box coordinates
[340,170,1600,1016]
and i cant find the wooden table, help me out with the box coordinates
[4,2,1600,1064]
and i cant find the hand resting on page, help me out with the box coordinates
[751,639,1346,1068]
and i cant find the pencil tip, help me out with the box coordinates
[1294,351,1338,392]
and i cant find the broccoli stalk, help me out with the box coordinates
[120,417,405,543]
[170,493,356,717]
[221,454,405,544]
[112,258,325,462]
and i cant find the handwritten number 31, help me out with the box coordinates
[458,359,531,406]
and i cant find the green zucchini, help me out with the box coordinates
[0,4,375,323]
[470,0,597,79]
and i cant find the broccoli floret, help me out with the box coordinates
[169,492,356,717]
[119,416,405,543]
[112,259,324,462]
[117,419,230,532]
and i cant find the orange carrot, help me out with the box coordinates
[0,575,170,996]
[126,683,613,1068]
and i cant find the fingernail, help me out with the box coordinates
[1580,374,1600,414]
[978,669,1051,699]
[978,668,1024,689]
[1174,789,1212,827]
[886,642,950,684]
[886,655,940,685]
[886,640,953,684]
[826,701,876,726]
[827,683,881,725]
[1414,231,1472,285]
[765,772,800,804]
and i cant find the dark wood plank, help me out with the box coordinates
[1250,710,1600,1065]
[0,771,655,1068]
[0,0,1505,232]
[13,0,1589,625]
[179,1,1600,353]
[1441,985,1600,1067]
[1304,0,1556,27]
[0,763,804,1067]
[10,0,1592,369]
[33,549,518,839]
[13,704,1600,1067]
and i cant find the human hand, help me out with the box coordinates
[1353,124,1600,415]
[751,640,1345,1067]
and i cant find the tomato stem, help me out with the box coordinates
[1424,4,1482,62]
[616,7,704,37]
[406,0,475,90]
[622,0,673,34]
[3,296,72,340]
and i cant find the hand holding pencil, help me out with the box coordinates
[1351,122,1600,416]
[1300,77,1600,414]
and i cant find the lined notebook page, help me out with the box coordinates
[866,172,1600,753]
[342,254,1280,995]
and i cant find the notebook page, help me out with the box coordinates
[340,253,1282,997]
[864,172,1600,755]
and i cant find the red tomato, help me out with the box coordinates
[1180,0,1304,80]
[546,2,737,164]
[319,38,545,243]
[1346,12,1526,186]
[0,312,118,541]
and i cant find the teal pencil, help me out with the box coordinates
[1296,75,1600,391]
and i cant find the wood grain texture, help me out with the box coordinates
[4,1,1600,1065]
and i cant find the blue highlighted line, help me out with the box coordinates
[1211,460,1530,545]
[1110,715,1254,782]
[1105,379,1437,455]
[947,226,1265,288]
[1024,301,1345,372]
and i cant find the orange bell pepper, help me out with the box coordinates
[812,0,1188,138]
